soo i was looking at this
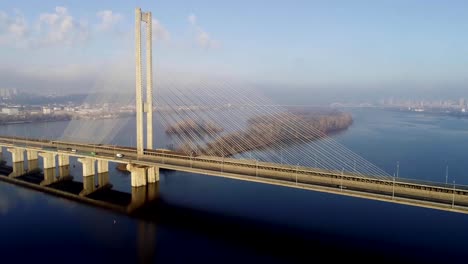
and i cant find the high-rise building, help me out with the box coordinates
[459,98,465,108]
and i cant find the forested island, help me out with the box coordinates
[165,120,224,135]
[175,109,353,157]
[116,108,353,172]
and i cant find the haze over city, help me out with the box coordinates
[1,0,468,101]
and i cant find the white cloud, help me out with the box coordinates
[35,6,89,46]
[196,29,219,49]
[96,10,122,31]
[8,11,28,38]
[187,13,219,49]
[152,19,169,41]
[188,13,197,26]
[0,10,29,45]
[0,7,171,49]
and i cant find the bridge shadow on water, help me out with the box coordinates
[130,196,448,264]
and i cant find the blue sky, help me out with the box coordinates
[1,0,468,97]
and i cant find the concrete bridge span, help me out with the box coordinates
[0,135,467,214]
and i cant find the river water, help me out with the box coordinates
[0,108,468,263]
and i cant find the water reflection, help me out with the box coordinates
[41,167,57,186]
[0,182,36,215]
[9,161,25,178]
[80,175,95,196]
[98,172,110,188]
[128,183,159,212]
[1,110,468,263]
[138,221,156,264]
[0,192,13,215]
[27,159,39,171]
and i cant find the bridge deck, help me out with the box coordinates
[1,135,468,214]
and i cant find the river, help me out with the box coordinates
[0,108,467,263]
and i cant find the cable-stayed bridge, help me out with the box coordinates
[0,7,468,214]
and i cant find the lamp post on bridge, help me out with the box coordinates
[295,156,306,184]
[396,161,400,178]
[452,180,456,208]
[222,149,224,173]
[190,151,193,168]
[445,165,449,185]
[341,168,344,191]
[295,163,299,185]
[256,159,258,178]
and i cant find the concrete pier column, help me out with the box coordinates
[26,150,38,161]
[39,152,56,169]
[97,160,109,174]
[58,155,69,167]
[78,158,95,177]
[147,166,160,183]
[58,166,70,178]
[57,155,70,178]
[7,148,24,163]
[40,167,57,186]
[78,158,95,196]
[26,150,39,171]
[127,164,147,187]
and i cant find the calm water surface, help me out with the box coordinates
[0,108,468,263]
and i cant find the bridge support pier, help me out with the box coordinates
[59,165,71,179]
[96,160,111,188]
[58,155,69,166]
[39,153,56,169]
[78,158,95,177]
[57,154,70,178]
[26,150,38,161]
[78,158,96,196]
[7,148,24,163]
[127,164,147,187]
[147,166,160,183]
[26,149,39,171]
[97,160,108,173]
[26,150,39,170]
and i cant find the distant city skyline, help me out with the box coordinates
[1,1,468,99]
